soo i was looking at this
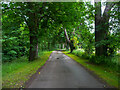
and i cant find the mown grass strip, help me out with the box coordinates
[2,51,52,88]
[62,51,119,88]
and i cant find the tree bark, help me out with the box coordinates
[64,29,74,53]
[64,29,70,43]
[27,4,39,61]
[95,2,115,56]
[48,42,50,51]
[95,2,102,56]
[29,18,38,60]
[24,3,47,61]
[65,40,69,51]
[61,44,63,49]
[102,2,116,56]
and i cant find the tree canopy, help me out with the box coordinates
[2,1,120,62]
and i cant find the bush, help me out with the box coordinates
[8,50,17,54]
[72,49,119,72]
[90,55,106,64]
[72,50,84,57]
[72,49,91,59]
[90,55,119,71]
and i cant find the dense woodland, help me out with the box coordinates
[2,2,120,65]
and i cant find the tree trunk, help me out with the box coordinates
[61,44,63,49]
[102,2,116,56]
[70,40,74,53]
[25,3,47,61]
[66,42,69,51]
[95,2,115,56]
[63,44,64,49]
[48,42,50,51]
[36,43,38,57]
[64,29,74,53]
[95,2,103,56]
[28,13,39,61]
[65,40,69,51]
[29,37,38,61]
[23,3,39,61]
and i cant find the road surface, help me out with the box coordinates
[28,51,105,88]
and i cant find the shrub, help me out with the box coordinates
[72,49,119,72]
[90,55,106,65]
[90,55,119,71]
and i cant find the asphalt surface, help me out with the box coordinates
[28,51,104,88]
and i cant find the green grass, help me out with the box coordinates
[2,51,52,88]
[62,51,119,88]
[72,49,119,71]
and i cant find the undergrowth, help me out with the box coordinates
[71,49,120,72]
[2,51,52,88]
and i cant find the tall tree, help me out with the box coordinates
[95,2,116,56]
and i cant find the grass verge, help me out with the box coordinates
[62,51,119,88]
[2,51,52,88]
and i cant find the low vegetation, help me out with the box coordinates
[62,50,119,88]
[2,51,52,88]
[72,49,119,72]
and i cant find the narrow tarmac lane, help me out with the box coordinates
[28,51,104,88]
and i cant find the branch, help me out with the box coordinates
[64,29,70,43]
[103,2,116,17]
[95,2,101,18]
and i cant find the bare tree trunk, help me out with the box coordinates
[65,40,69,51]
[64,29,70,43]
[64,29,74,53]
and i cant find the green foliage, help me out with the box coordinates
[72,49,90,59]
[2,21,29,61]
[2,51,52,88]
[2,2,119,63]
[90,55,106,64]
[8,50,17,56]
[72,49,119,72]
[2,2,87,61]
[90,55,119,72]
[1,1,119,88]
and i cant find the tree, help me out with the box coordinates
[95,2,117,56]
